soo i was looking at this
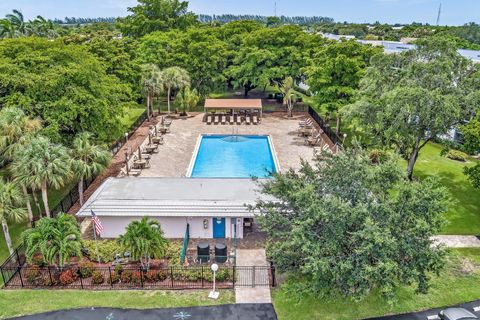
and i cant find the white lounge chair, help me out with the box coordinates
[221,115,227,124]
[252,115,258,125]
[206,115,212,125]
[245,116,251,125]
[214,115,220,124]
[229,115,234,124]
[236,115,242,125]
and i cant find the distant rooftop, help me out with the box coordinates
[77,177,275,218]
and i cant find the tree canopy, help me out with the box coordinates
[348,38,478,179]
[118,0,197,37]
[0,37,132,144]
[255,149,449,301]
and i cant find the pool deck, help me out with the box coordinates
[139,112,326,177]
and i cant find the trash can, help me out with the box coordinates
[215,243,228,263]
[197,242,209,263]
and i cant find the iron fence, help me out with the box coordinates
[109,110,148,155]
[1,264,275,290]
[308,106,343,147]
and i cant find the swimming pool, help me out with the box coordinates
[188,135,278,178]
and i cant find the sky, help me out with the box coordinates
[0,0,478,26]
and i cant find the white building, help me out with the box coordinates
[77,177,274,240]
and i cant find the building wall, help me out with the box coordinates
[99,216,244,239]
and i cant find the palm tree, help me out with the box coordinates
[22,213,82,269]
[119,217,168,270]
[141,64,162,120]
[0,107,42,165]
[5,9,25,35]
[0,178,28,256]
[11,137,72,218]
[0,19,17,38]
[160,67,190,114]
[176,86,200,116]
[276,76,301,118]
[31,16,58,38]
[70,132,111,206]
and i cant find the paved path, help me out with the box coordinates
[9,304,278,320]
[432,235,480,248]
[235,249,272,304]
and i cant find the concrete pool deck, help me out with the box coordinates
[140,113,329,177]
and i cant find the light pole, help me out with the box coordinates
[208,263,219,299]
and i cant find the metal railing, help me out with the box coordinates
[308,106,343,148]
[1,264,276,290]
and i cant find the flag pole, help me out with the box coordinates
[91,210,101,263]
[93,225,100,263]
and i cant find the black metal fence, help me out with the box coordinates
[109,110,148,155]
[308,106,343,147]
[48,110,148,218]
[1,264,275,290]
[0,244,26,285]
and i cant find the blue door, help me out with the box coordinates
[213,218,226,238]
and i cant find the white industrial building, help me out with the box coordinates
[77,177,274,240]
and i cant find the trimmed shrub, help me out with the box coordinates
[165,241,182,265]
[131,271,142,284]
[145,270,159,282]
[120,270,132,283]
[83,240,125,263]
[114,264,123,275]
[108,271,120,284]
[447,150,469,162]
[78,261,95,278]
[31,253,45,267]
[59,269,76,286]
[92,270,104,284]
[25,265,41,284]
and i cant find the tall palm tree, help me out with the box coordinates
[5,9,25,35]
[11,137,72,218]
[276,76,301,118]
[141,64,162,120]
[0,178,27,256]
[31,16,58,38]
[0,107,42,165]
[70,132,111,206]
[119,217,168,270]
[160,67,190,114]
[22,213,82,269]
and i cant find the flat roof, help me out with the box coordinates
[204,99,262,109]
[77,177,275,218]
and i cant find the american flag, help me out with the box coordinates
[91,210,104,235]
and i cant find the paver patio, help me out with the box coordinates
[139,113,326,177]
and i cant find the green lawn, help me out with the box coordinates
[0,289,234,319]
[411,143,480,235]
[119,107,146,130]
[273,248,480,320]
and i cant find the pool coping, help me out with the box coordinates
[185,134,281,178]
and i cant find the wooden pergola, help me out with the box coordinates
[204,99,263,119]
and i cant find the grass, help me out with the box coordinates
[273,248,480,320]
[0,289,234,319]
[410,143,480,235]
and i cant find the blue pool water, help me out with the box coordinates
[190,135,277,178]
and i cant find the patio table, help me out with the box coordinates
[133,159,147,169]
[145,145,158,153]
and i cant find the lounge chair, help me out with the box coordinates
[299,118,313,127]
[236,115,242,125]
[252,115,258,125]
[129,169,142,177]
[206,115,212,125]
[221,115,227,124]
[245,116,251,125]
[229,115,234,125]
[214,115,220,124]
[306,133,321,146]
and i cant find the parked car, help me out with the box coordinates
[439,308,479,320]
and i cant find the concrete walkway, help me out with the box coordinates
[432,235,480,248]
[235,249,272,304]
